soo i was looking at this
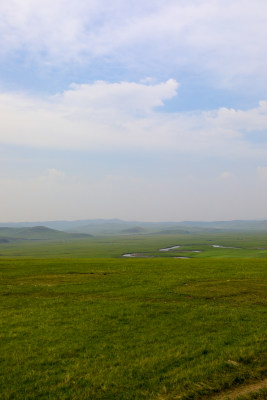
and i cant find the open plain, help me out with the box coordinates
[0,232,266,399]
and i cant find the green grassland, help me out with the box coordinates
[0,233,266,399]
[0,231,266,258]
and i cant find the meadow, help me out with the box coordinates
[0,231,267,259]
[0,233,266,399]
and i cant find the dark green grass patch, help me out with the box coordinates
[0,258,266,399]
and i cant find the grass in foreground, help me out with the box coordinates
[0,257,266,399]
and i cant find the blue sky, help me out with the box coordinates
[1,0,267,222]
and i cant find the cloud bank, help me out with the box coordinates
[1,80,266,157]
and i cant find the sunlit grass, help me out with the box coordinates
[0,256,266,399]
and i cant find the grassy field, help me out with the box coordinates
[0,234,266,399]
[0,232,267,258]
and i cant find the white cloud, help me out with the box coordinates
[220,171,233,180]
[0,80,267,156]
[0,1,266,86]
[0,79,179,149]
[46,168,65,179]
[208,101,267,132]
[257,166,267,181]
[62,79,178,113]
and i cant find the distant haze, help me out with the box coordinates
[1,219,267,236]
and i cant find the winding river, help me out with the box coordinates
[159,245,180,252]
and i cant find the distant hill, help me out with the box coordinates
[0,220,101,231]
[0,218,126,231]
[120,226,145,234]
[0,219,267,236]
[180,220,267,231]
[68,221,135,235]
[155,229,191,235]
[0,226,92,242]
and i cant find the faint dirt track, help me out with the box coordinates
[210,377,267,399]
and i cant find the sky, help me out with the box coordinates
[1,0,267,222]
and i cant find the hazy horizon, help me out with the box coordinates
[0,217,266,225]
[1,1,267,222]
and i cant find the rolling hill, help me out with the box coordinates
[0,219,267,236]
[0,226,92,242]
